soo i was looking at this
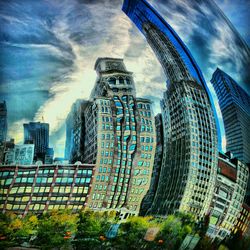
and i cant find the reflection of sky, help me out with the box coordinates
[215,0,250,45]
[0,0,249,157]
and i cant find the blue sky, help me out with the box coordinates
[0,0,249,157]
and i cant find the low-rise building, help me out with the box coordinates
[207,152,249,240]
[0,163,95,216]
[4,144,35,165]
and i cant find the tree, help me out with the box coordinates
[73,210,116,250]
[0,212,14,248]
[34,209,78,250]
[112,216,151,250]
[0,212,39,248]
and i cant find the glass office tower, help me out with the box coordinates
[123,0,218,218]
[23,122,49,162]
[211,68,250,164]
[211,68,250,203]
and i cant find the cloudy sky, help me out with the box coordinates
[0,0,249,157]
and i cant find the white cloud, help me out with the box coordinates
[31,0,134,156]
[6,0,249,157]
[8,119,29,144]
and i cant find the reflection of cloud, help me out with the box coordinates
[8,119,29,143]
[31,0,134,155]
[2,0,249,156]
[1,41,73,60]
[209,22,250,85]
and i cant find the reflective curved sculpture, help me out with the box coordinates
[122,0,221,149]
[123,0,219,218]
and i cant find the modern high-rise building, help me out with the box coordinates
[122,0,222,149]
[0,163,95,216]
[23,122,49,162]
[211,68,250,204]
[0,101,7,143]
[79,58,156,216]
[123,0,218,218]
[140,114,163,216]
[207,152,249,241]
[211,68,250,164]
[65,100,87,163]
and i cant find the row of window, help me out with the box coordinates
[139,111,151,117]
[137,103,151,110]
[108,77,132,85]
[140,136,154,143]
[141,125,154,132]
[101,133,114,140]
[6,185,89,196]
[5,203,83,211]
[101,116,113,123]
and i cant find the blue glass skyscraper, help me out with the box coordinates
[122,0,221,150]
[123,0,218,218]
[23,122,49,162]
[211,68,250,203]
[211,68,250,164]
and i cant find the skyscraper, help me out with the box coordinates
[211,68,250,204]
[65,100,87,163]
[211,68,250,164]
[44,147,54,164]
[81,58,156,216]
[140,113,163,216]
[123,0,218,218]
[122,0,221,150]
[23,122,49,162]
[0,101,7,143]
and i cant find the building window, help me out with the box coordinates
[119,77,124,84]
[109,77,116,85]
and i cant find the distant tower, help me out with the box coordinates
[0,101,7,143]
[123,0,218,218]
[211,68,250,204]
[23,122,49,162]
[211,68,250,164]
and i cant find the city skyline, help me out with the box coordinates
[0,0,250,157]
[1,0,250,245]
